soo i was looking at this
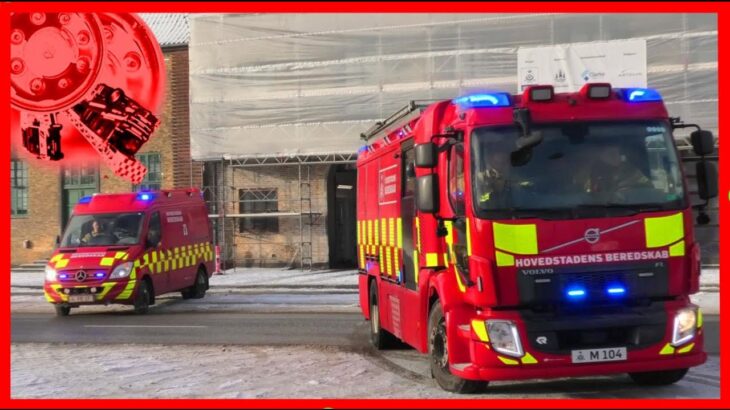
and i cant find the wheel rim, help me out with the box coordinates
[431,319,449,369]
[197,272,205,288]
[371,301,379,335]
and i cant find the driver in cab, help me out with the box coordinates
[477,144,534,207]
[81,220,105,244]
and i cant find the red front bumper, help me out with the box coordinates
[43,279,138,305]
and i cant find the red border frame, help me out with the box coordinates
[1,2,724,408]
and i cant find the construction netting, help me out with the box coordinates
[189,13,717,160]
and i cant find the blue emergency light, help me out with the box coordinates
[606,285,626,296]
[136,192,154,201]
[566,286,587,299]
[95,272,105,278]
[78,196,92,204]
[59,274,68,279]
[453,92,511,108]
[623,88,662,102]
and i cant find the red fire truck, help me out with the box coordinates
[356,83,717,392]
[44,189,215,316]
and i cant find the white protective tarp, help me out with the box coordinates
[189,13,717,160]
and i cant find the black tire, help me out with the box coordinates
[133,279,151,314]
[369,281,396,349]
[629,368,689,386]
[190,268,208,299]
[54,305,71,317]
[428,300,487,393]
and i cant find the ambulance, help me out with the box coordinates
[44,189,215,316]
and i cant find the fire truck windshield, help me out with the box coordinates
[471,121,686,219]
[60,212,145,248]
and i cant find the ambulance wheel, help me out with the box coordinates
[369,282,396,349]
[188,268,207,299]
[54,305,71,317]
[428,301,487,394]
[133,280,151,314]
[629,368,689,386]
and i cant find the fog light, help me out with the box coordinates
[672,308,697,346]
[63,288,70,295]
[486,320,524,358]
[90,287,97,294]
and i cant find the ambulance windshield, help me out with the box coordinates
[60,213,145,248]
[471,121,686,219]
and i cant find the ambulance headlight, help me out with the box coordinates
[486,320,524,358]
[109,262,134,279]
[44,266,57,281]
[672,308,697,346]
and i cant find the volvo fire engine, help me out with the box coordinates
[356,83,717,392]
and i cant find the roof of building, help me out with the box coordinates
[139,13,189,49]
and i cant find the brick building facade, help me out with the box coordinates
[11,47,199,266]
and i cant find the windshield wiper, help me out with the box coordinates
[575,203,668,216]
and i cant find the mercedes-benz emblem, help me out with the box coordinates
[75,270,87,282]
[584,228,601,244]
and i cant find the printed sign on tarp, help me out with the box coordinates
[517,39,647,92]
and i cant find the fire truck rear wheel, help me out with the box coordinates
[54,305,71,317]
[628,368,689,386]
[133,279,151,314]
[369,281,396,349]
[428,300,488,393]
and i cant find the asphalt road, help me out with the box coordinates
[11,310,719,354]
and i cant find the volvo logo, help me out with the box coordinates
[536,336,548,345]
[75,270,87,282]
[584,228,601,244]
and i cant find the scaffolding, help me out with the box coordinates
[202,154,356,271]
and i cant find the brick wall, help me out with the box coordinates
[226,164,330,268]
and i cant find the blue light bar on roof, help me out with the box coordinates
[78,195,92,204]
[622,88,662,103]
[136,192,155,201]
[453,92,511,108]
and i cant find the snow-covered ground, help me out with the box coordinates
[11,343,719,399]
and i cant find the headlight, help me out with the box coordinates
[44,266,57,281]
[109,262,135,279]
[487,320,524,358]
[672,308,697,346]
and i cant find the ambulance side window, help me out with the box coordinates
[146,212,161,248]
[448,144,466,216]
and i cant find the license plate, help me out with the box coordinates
[68,294,95,303]
[571,347,627,364]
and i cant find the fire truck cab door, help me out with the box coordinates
[401,144,417,291]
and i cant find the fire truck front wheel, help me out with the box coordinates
[629,368,689,386]
[369,281,396,349]
[428,301,487,394]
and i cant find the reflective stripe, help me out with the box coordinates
[498,356,519,365]
[698,309,703,328]
[425,252,439,267]
[97,282,116,299]
[495,251,515,267]
[645,212,684,248]
[413,250,420,284]
[678,343,695,354]
[659,343,675,355]
[394,248,400,280]
[521,352,538,364]
[493,222,538,255]
[466,220,472,256]
[397,218,403,248]
[669,240,685,256]
[385,246,392,276]
[50,254,63,263]
[359,245,366,269]
[381,218,387,245]
[55,259,70,268]
[389,218,395,247]
[471,320,489,342]
[99,257,115,267]
[374,219,379,246]
[50,284,68,302]
[368,220,373,245]
[116,280,137,300]
[415,217,421,251]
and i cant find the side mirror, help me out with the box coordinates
[691,130,714,156]
[416,174,439,213]
[696,161,718,200]
[515,131,544,152]
[415,143,437,168]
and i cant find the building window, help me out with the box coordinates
[239,188,279,234]
[11,159,28,216]
[134,152,162,191]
